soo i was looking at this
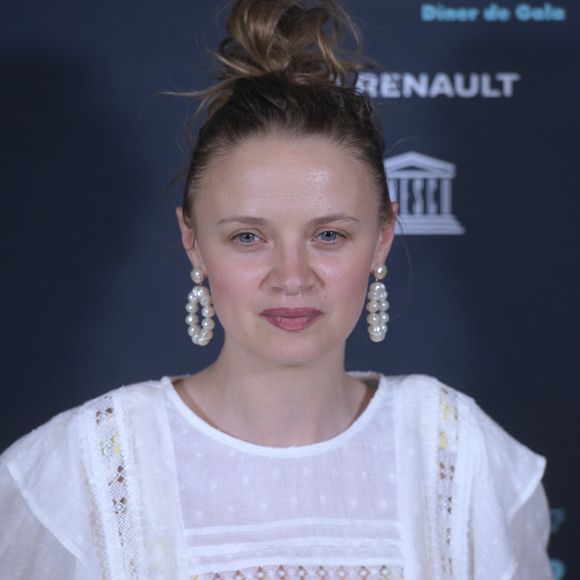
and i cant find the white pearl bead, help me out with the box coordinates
[379,312,389,323]
[379,300,389,311]
[369,333,384,343]
[366,301,379,313]
[367,313,379,325]
[185,314,198,325]
[185,303,195,313]
[191,269,204,284]
[187,326,198,337]
[195,330,212,344]
[200,295,212,307]
[374,264,387,279]
[201,318,215,330]
[201,306,215,318]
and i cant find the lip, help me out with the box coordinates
[260,308,322,332]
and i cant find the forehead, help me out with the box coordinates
[195,134,378,218]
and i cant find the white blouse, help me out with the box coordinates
[0,372,551,579]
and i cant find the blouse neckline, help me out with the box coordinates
[159,371,388,458]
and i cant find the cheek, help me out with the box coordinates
[318,259,371,312]
[204,259,261,322]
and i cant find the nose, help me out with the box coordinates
[267,243,317,295]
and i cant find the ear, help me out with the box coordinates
[175,207,206,273]
[370,202,398,271]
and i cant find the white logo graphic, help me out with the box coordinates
[384,152,465,235]
[357,72,520,98]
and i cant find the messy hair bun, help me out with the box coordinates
[177,0,393,227]
[190,0,373,120]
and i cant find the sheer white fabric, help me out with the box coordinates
[0,373,551,579]
[0,464,84,579]
[165,372,403,578]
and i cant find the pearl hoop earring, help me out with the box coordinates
[366,264,389,342]
[185,268,215,346]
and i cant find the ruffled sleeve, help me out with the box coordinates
[0,410,98,579]
[468,399,551,580]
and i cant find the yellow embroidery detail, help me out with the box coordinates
[111,432,122,455]
[100,432,122,457]
[442,401,458,422]
[439,430,448,449]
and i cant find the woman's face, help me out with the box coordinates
[177,134,396,366]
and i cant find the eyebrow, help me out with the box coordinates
[216,212,361,227]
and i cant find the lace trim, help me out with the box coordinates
[84,393,144,578]
[436,386,458,578]
[193,564,404,579]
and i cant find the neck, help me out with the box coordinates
[178,337,372,447]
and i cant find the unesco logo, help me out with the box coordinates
[384,152,465,236]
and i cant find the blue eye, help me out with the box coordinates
[233,232,258,244]
[318,230,342,243]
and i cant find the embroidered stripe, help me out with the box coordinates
[203,563,405,579]
[189,556,405,576]
[436,386,459,578]
[84,394,144,579]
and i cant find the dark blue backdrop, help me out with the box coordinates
[1,1,578,577]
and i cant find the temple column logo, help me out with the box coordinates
[384,151,465,235]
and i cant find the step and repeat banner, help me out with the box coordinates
[1,1,577,577]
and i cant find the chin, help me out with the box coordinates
[227,329,347,366]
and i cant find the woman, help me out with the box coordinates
[0,0,551,578]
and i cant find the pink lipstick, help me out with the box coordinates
[260,308,322,331]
